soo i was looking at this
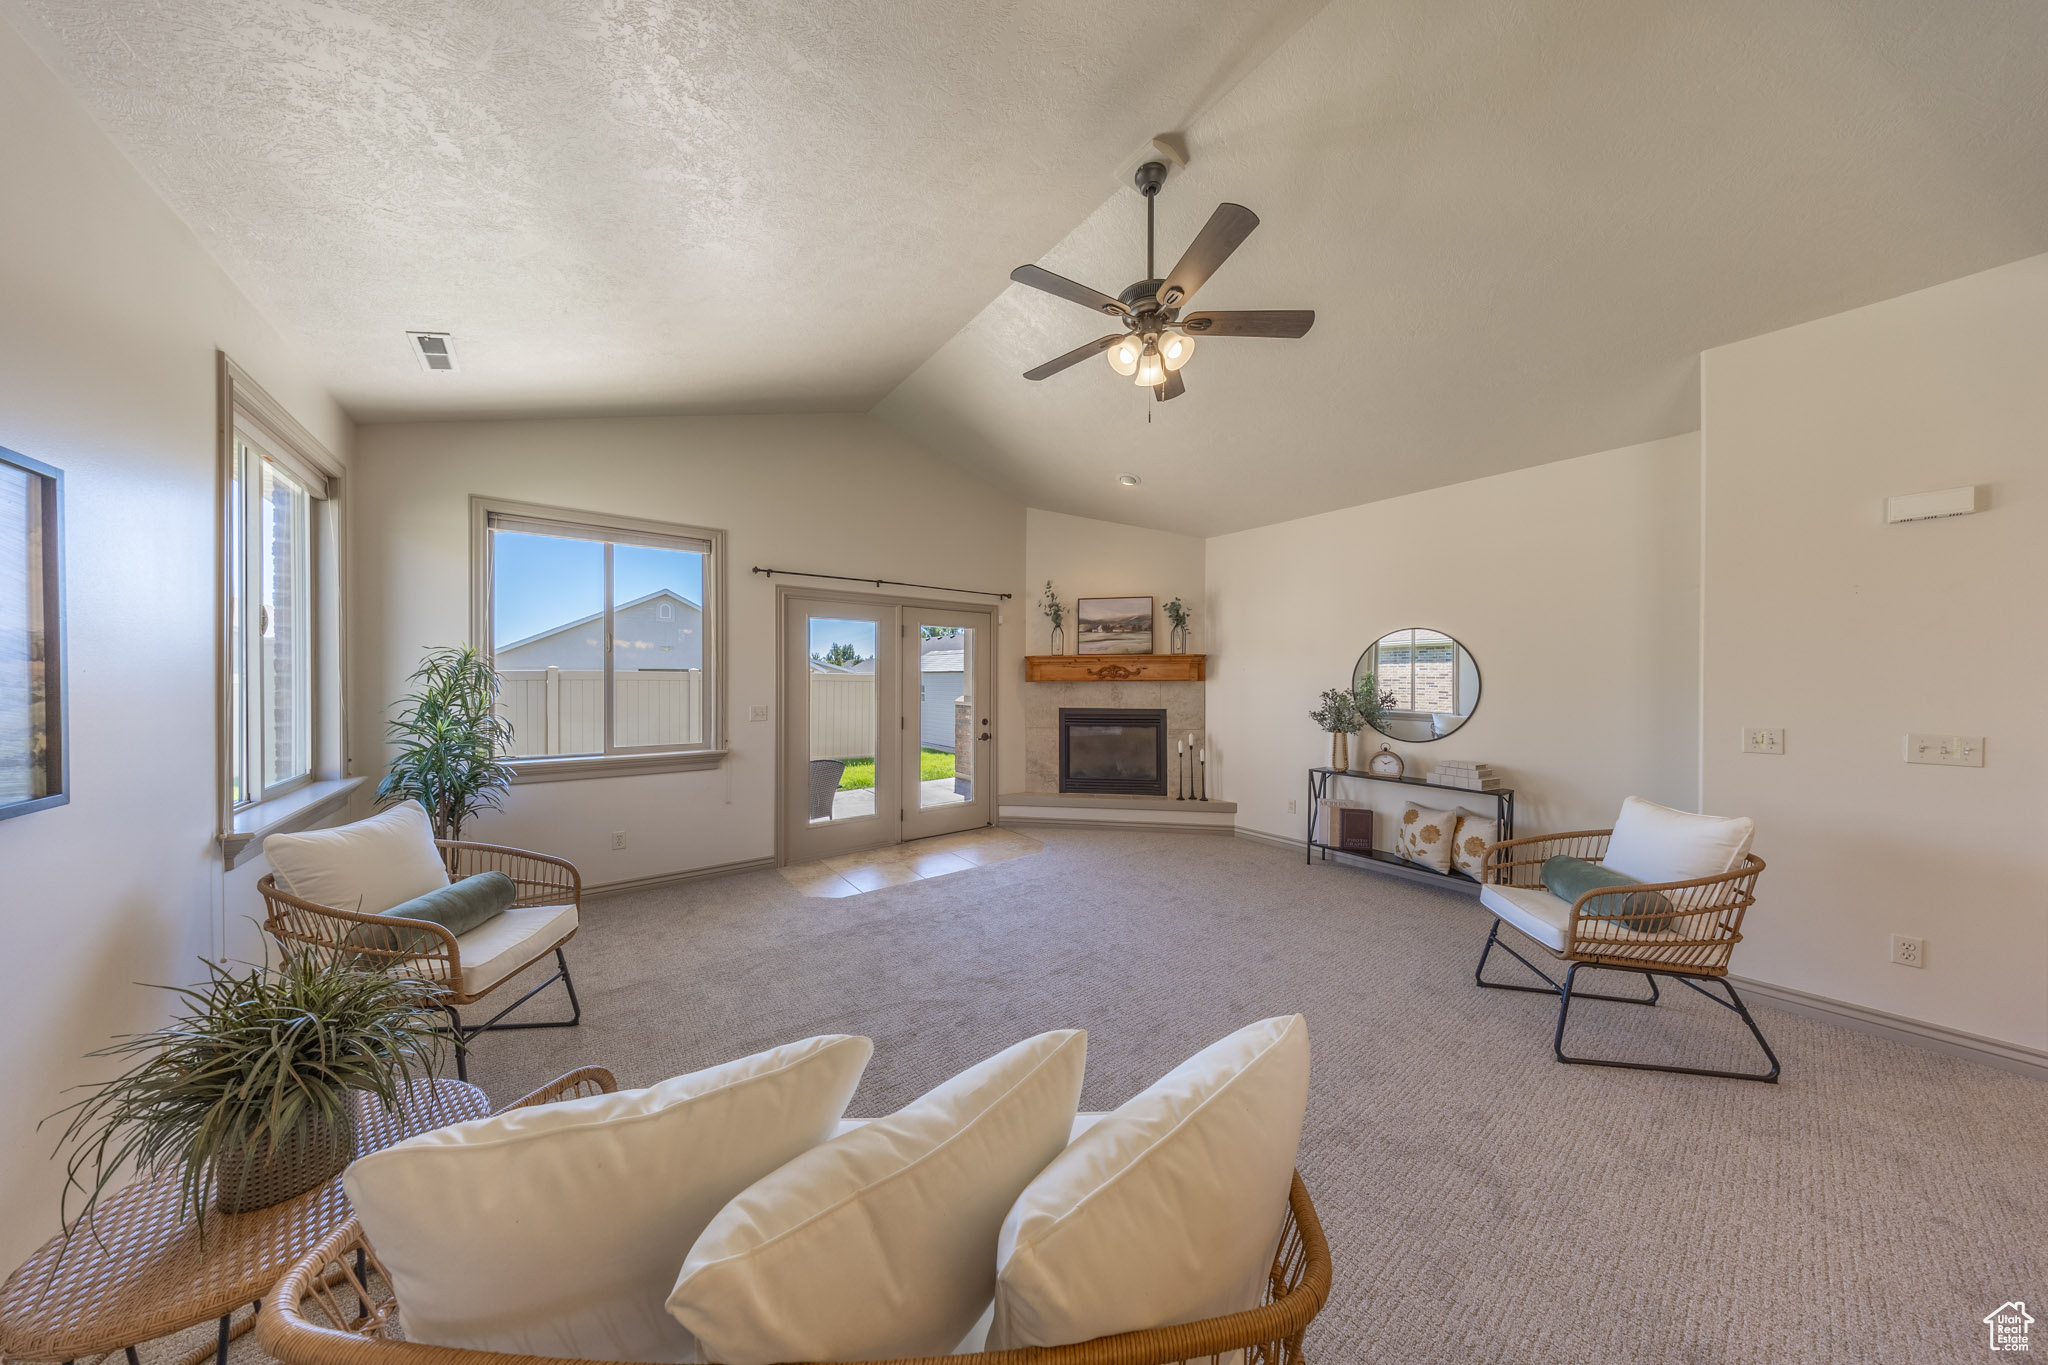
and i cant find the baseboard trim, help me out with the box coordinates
[1728,975,2048,1081]
[1002,816,1235,836]
[586,855,778,898]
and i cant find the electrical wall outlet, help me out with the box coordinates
[1741,727,1784,755]
[610,830,627,851]
[1287,799,1297,815]
[750,704,770,722]
[1890,934,1925,968]
[1905,734,1984,767]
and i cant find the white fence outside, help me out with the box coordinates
[498,668,703,756]
[809,672,875,760]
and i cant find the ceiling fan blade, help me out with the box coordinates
[1023,334,1124,381]
[1156,203,1259,310]
[1009,265,1130,317]
[1155,368,1186,402]
[1180,310,1315,338]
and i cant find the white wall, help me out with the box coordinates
[1206,435,1701,845]
[0,22,350,1265]
[350,415,1023,886]
[1024,508,1206,654]
[1701,254,2048,1051]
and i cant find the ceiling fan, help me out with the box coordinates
[1010,160,1314,402]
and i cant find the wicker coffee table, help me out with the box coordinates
[0,1079,487,1365]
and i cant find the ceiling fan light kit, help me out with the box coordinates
[1010,157,1313,403]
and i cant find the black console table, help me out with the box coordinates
[1305,766,1515,886]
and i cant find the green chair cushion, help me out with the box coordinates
[348,871,515,960]
[1540,855,1677,935]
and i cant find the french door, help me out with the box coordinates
[782,593,993,863]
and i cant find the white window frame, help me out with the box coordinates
[470,496,728,782]
[217,354,359,870]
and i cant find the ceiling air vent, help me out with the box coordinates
[407,332,460,372]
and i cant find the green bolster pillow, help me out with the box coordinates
[1540,855,1677,935]
[347,871,516,959]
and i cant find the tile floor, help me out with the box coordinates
[778,826,1043,898]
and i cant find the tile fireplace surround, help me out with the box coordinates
[1022,680,1205,794]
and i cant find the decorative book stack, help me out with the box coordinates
[1427,760,1501,791]
[1315,799,1374,850]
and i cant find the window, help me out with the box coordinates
[227,424,328,806]
[473,498,724,774]
[1373,628,1458,713]
[0,445,65,821]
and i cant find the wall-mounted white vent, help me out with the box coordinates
[1884,485,1982,524]
[407,332,460,372]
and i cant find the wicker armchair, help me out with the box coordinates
[261,840,584,1082]
[257,1065,1332,1365]
[1477,828,1778,1082]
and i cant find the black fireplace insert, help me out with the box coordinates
[1058,708,1169,796]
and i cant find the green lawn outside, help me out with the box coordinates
[836,749,955,790]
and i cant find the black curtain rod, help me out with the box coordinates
[751,566,1012,600]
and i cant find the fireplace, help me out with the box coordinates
[1058,708,1168,796]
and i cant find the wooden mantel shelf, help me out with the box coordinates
[1025,654,1207,683]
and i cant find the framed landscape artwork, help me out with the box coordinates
[1076,595,1154,654]
[1,446,65,821]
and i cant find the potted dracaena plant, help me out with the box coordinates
[378,643,517,843]
[47,955,446,1231]
[1309,687,1364,772]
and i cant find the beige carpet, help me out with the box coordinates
[167,827,2044,1365]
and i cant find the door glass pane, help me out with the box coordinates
[258,460,311,791]
[491,530,604,756]
[0,463,45,803]
[227,448,247,805]
[807,616,878,823]
[612,543,706,749]
[917,624,972,808]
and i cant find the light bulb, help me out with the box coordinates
[1105,337,1141,377]
[1160,331,1195,372]
[1133,341,1165,387]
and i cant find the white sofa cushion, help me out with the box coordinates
[668,1030,1087,1365]
[1601,796,1754,885]
[456,902,579,995]
[343,1035,873,1363]
[264,800,449,914]
[989,1016,1310,1351]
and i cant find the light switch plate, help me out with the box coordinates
[750,704,770,722]
[1741,727,1784,755]
[1905,734,1984,767]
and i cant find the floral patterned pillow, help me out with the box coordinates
[1397,803,1460,873]
[1450,812,1492,879]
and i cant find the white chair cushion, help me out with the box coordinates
[1479,883,1572,951]
[264,801,449,914]
[343,1035,873,1363]
[833,1112,1108,1144]
[668,1030,1087,1365]
[1483,883,1713,963]
[989,1016,1310,1352]
[456,903,579,996]
[1601,796,1754,885]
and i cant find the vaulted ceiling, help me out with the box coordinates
[9,0,2048,535]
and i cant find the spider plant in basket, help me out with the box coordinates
[47,955,446,1240]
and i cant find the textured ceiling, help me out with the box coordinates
[875,0,2048,535]
[3,0,1322,420]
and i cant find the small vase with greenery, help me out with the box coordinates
[1040,581,1067,655]
[1164,597,1191,654]
[1309,687,1364,771]
[379,643,516,842]
[48,956,446,1233]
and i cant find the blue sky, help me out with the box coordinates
[492,532,704,647]
[809,617,876,662]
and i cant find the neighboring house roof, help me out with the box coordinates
[811,656,875,673]
[496,587,700,654]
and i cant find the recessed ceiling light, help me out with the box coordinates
[1118,474,1141,487]
[407,331,459,372]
